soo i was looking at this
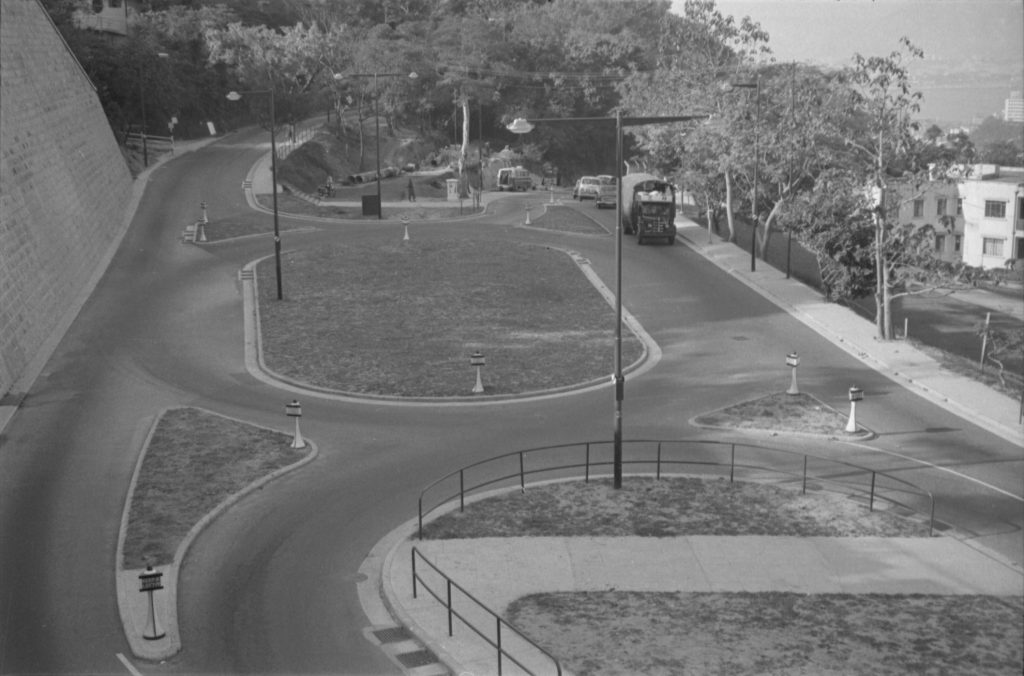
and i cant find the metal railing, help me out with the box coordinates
[418,439,936,539]
[411,546,562,676]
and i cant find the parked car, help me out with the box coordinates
[573,176,601,200]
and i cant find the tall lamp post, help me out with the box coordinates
[334,71,418,219]
[227,89,282,300]
[723,75,761,272]
[509,111,706,488]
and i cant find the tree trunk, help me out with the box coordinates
[459,98,470,177]
[882,262,895,340]
[723,171,736,242]
[760,200,784,261]
[874,216,885,339]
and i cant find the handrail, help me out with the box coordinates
[418,438,935,539]
[411,546,563,676]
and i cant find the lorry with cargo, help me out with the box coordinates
[620,173,677,244]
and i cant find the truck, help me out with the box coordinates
[620,173,677,244]
[495,166,534,191]
[595,175,617,208]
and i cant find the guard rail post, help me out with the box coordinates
[869,472,876,512]
[656,442,662,480]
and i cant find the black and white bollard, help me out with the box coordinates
[286,399,305,449]
[845,386,863,434]
[786,352,800,395]
[470,351,485,394]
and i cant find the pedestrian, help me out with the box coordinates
[407,177,416,202]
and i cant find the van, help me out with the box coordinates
[496,166,533,191]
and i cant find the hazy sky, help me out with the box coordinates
[669,0,1022,67]
[669,0,1024,122]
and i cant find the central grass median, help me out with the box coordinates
[256,237,644,397]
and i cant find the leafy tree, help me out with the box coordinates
[205,20,332,126]
[979,139,1023,166]
[619,0,770,242]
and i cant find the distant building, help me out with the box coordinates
[958,165,1024,268]
[1004,91,1024,123]
[888,164,1024,270]
[74,0,127,36]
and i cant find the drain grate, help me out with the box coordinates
[396,649,437,668]
[373,626,413,644]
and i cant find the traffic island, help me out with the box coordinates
[690,391,874,440]
[116,406,318,661]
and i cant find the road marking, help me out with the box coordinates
[845,441,1024,502]
[116,653,144,675]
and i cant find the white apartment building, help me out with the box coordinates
[1005,91,1024,123]
[959,165,1024,269]
[894,165,1023,270]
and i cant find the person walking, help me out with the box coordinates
[407,177,416,202]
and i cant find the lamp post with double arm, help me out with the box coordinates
[334,71,418,219]
[227,88,282,300]
[509,111,706,488]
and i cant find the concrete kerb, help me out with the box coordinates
[237,245,662,407]
[115,406,319,662]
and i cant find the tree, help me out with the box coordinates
[619,0,771,242]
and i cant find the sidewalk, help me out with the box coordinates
[378,534,1022,676]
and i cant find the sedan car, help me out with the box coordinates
[573,176,601,200]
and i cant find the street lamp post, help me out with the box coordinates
[723,76,761,272]
[334,72,418,219]
[227,89,282,300]
[508,111,706,488]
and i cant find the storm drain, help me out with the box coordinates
[396,649,438,668]
[373,626,413,644]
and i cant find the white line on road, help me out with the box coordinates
[116,653,144,676]
[846,441,1024,502]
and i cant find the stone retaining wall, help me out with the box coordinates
[0,0,133,397]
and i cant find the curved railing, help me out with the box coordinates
[411,547,562,676]
[418,438,936,539]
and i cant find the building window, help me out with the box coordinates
[954,235,962,252]
[935,235,945,252]
[936,198,947,216]
[984,200,1006,218]
[982,238,1005,256]
[913,199,924,218]
[956,198,963,215]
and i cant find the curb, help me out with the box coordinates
[237,246,661,407]
[114,406,319,662]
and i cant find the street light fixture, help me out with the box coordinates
[227,89,282,300]
[333,71,418,219]
[508,111,706,488]
[722,75,761,272]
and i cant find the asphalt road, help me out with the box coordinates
[1,133,1020,675]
